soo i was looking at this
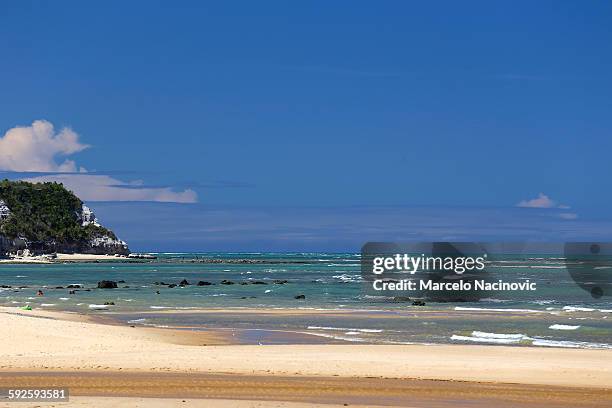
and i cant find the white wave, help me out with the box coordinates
[332,274,363,282]
[451,334,525,344]
[304,332,365,342]
[563,306,595,312]
[454,330,611,349]
[452,330,534,345]
[479,298,510,303]
[307,325,383,333]
[89,304,109,309]
[362,294,394,300]
[40,303,56,307]
[472,331,527,340]
[549,324,580,330]
[532,299,555,305]
[15,275,27,278]
[127,318,147,324]
[455,307,543,313]
[531,339,612,349]
[530,265,566,269]
[308,326,350,331]
[59,297,70,301]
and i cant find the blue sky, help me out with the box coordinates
[1,1,611,250]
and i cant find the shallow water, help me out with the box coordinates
[1,252,611,348]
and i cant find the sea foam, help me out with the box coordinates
[549,324,580,330]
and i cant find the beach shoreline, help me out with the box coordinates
[0,306,611,407]
[0,252,152,264]
[1,306,611,387]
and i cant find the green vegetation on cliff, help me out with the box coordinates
[0,179,117,243]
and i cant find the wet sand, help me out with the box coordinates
[2,372,611,408]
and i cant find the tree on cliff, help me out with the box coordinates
[0,179,119,246]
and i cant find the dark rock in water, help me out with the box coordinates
[240,296,257,299]
[251,281,267,285]
[103,301,115,305]
[168,284,177,288]
[118,280,126,283]
[294,294,306,299]
[97,281,117,289]
[179,279,190,286]
[273,280,288,284]
[412,300,426,306]
[220,280,235,285]
[197,281,213,286]
[69,290,76,295]
[0,285,11,288]
[84,289,91,292]
[123,285,130,288]
[55,286,64,289]
[240,282,248,285]
[393,296,411,302]
[156,290,160,294]
[66,284,81,289]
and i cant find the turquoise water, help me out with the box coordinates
[1,252,611,348]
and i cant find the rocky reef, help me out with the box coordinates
[0,180,129,257]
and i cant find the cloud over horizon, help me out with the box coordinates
[0,120,197,203]
[22,173,197,203]
[517,193,568,209]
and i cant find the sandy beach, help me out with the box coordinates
[0,306,611,407]
[0,253,144,264]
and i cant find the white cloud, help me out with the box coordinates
[559,213,578,220]
[1,120,198,203]
[517,193,568,209]
[23,174,198,203]
[0,120,89,172]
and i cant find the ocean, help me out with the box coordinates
[1,252,611,348]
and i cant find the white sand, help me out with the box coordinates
[0,253,129,263]
[1,307,611,388]
[54,253,128,261]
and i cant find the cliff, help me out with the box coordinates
[0,180,129,256]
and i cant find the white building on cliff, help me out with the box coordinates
[81,204,101,227]
[0,200,10,220]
